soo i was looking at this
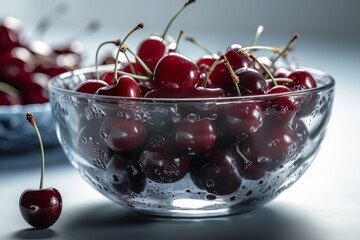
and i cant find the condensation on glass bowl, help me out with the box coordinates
[0,103,58,152]
[48,65,335,217]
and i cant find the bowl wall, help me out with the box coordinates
[48,65,334,217]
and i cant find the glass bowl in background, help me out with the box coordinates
[0,103,58,153]
[48,65,334,217]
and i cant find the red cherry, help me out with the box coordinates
[264,85,298,125]
[153,53,200,97]
[100,116,147,152]
[287,69,317,90]
[225,102,264,139]
[75,79,108,94]
[96,75,142,98]
[174,119,217,155]
[139,135,190,183]
[192,146,242,195]
[0,91,22,105]
[235,67,268,96]
[0,17,22,51]
[19,188,62,230]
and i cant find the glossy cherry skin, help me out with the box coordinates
[196,54,217,75]
[100,116,147,152]
[19,188,62,229]
[192,147,242,195]
[153,53,200,97]
[20,81,48,104]
[139,135,190,183]
[75,80,108,94]
[247,125,298,171]
[225,102,264,140]
[137,36,168,75]
[106,152,146,194]
[264,85,298,126]
[96,75,142,98]
[0,17,22,51]
[174,119,217,155]
[287,69,317,91]
[235,67,268,96]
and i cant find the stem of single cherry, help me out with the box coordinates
[185,36,212,55]
[202,55,224,88]
[26,113,45,190]
[125,47,153,79]
[250,25,264,47]
[113,23,144,85]
[95,40,119,80]
[174,30,184,52]
[0,82,22,97]
[271,33,299,67]
[162,0,195,39]
[235,144,251,166]
[265,78,293,83]
[223,55,242,96]
[242,46,280,54]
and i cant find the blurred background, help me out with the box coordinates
[1,0,360,239]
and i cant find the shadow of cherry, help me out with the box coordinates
[13,228,58,239]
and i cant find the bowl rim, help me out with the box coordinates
[48,64,335,103]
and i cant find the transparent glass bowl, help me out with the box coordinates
[0,103,58,152]
[48,65,334,217]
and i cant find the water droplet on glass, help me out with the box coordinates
[205,194,217,200]
[206,179,215,187]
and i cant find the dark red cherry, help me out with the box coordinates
[192,146,242,195]
[196,54,217,74]
[20,80,48,104]
[225,102,264,140]
[139,135,190,183]
[186,86,226,98]
[153,53,200,97]
[75,80,108,94]
[0,91,22,105]
[96,75,142,98]
[264,85,298,125]
[106,152,146,194]
[174,119,217,155]
[19,188,62,230]
[137,36,168,75]
[235,67,268,96]
[287,69,317,90]
[247,125,298,171]
[100,116,147,152]
[0,17,22,51]
[144,89,173,98]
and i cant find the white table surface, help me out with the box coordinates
[1,37,360,240]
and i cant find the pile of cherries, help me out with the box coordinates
[0,10,91,106]
[73,0,318,197]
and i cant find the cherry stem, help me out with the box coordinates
[95,40,120,80]
[185,36,212,55]
[223,55,241,96]
[162,0,195,39]
[174,30,184,52]
[34,2,68,39]
[242,46,280,54]
[114,23,144,85]
[202,55,224,88]
[116,70,149,81]
[235,144,251,166]
[239,49,278,86]
[124,46,153,79]
[0,82,22,97]
[26,113,45,190]
[250,25,264,47]
[271,33,299,67]
[124,52,137,75]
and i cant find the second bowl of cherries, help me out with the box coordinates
[48,1,335,217]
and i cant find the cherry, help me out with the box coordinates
[264,85,298,125]
[153,53,200,97]
[186,86,226,98]
[174,119,217,155]
[192,146,242,195]
[225,102,264,140]
[247,124,298,171]
[139,135,190,183]
[0,82,22,105]
[106,152,146,194]
[100,116,147,152]
[236,144,266,180]
[96,75,142,98]
[287,69,317,91]
[0,16,22,51]
[235,67,268,96]
[19,113,62,229]
[75,79,108,94]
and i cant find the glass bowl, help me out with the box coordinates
[0,103,58,153]
[48,65,334,217]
